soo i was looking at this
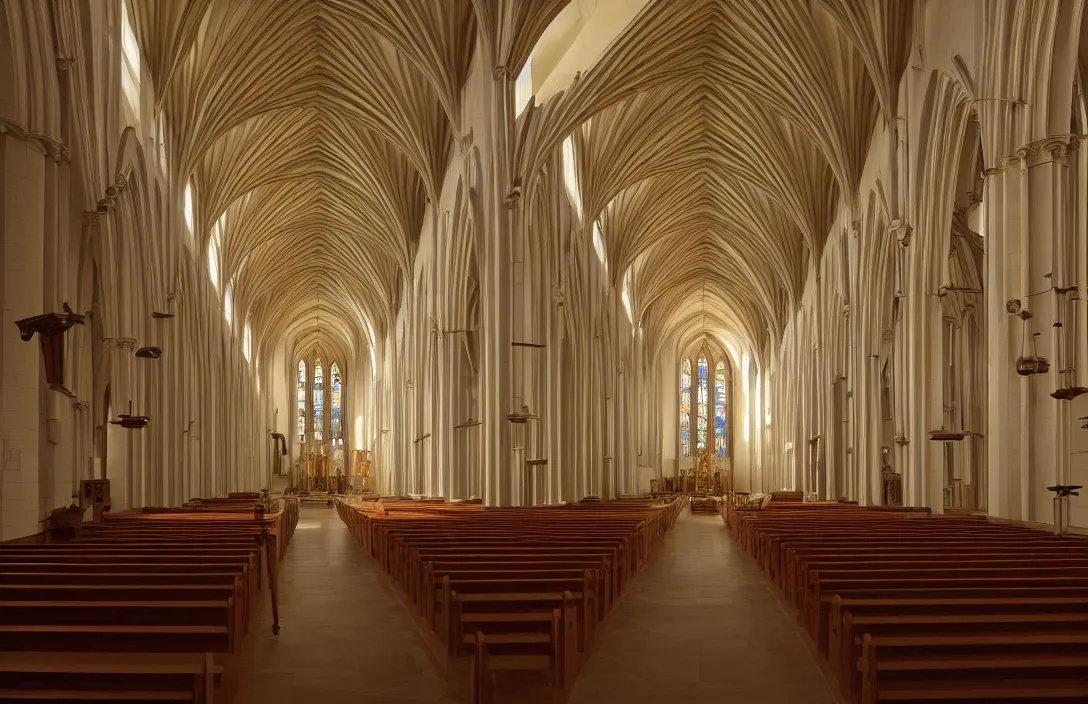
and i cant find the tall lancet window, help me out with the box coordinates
[696,355,709,452]
[680,359,692,457]
[296,360,306,442]
[330,363,342,444]
[120,0,141,120]
[715,361,728,457]
[313,360,324,442]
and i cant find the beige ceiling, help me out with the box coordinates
[134,0,912,363]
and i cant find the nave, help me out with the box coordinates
[231,506,835,704]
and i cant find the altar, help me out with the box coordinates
[292,447,374,502]
[678,450,727,495]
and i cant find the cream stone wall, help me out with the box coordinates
[3,0,1088,536]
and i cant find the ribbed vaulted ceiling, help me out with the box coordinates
[133,0,912,363]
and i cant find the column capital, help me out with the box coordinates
[0,117,69,162]
[72,400,90,412]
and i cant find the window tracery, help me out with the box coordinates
[680,359,691,457]
[330,363,342,444]
[297,360,306,441]
[313,360,324,442]
[679,350,731,458]
[696,355,708,452]
[715,361,728,457]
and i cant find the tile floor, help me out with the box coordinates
[233,507,837,704]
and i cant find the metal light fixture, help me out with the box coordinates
[1016,331,1050,376]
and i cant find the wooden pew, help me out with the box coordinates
[724,500,1088,703]
[0,652,220,703]
[336,495,682,703]
[858,633,1088,703]
[470,593,579,704]
[0,496,298,702]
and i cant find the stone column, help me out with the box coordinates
[1,130,47,539]
[479,65,515,506]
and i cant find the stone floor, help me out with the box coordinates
[233,507,837,704]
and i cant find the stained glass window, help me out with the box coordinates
[696,355,709,451]
[313,361,324,442]
[715,361,728,457]
[330,362,342,443]
[296,360,306,441]
[680,359,691,457]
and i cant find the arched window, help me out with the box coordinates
[696,355,709,452]
[715,361,728,457]
[183,182,194,233]
[120,0,141,120]
[680,359,691,457]
[296,360,306,441]
[313,360,324,442]
[208,214,223,293]
[592,220,607,265]
[562,135,582,220]
[515,57,533,115]
[330,363,342,444]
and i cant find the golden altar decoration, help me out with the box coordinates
[303,451,332,493]
[680,450,726,495]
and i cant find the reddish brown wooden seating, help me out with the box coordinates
[337,495,682,703]
[0,651,219,703]
[724,500,1088,703]
[0,497,299,702]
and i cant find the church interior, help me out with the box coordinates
[3,0,1088,702]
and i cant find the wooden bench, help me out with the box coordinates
[337,495,682,702]
[724,500,1088,703]
[858,633,1088,703]
[0,497,298,702]
[0,651,220,703]
[832,597,1088,700]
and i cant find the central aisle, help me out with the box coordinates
[233,508,835,704]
